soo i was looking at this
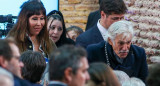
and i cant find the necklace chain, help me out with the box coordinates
[105,42,110,66]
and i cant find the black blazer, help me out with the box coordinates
[76,24,103,48]
[86,41,148,82]
[85,10,101,31]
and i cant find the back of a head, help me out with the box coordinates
[108,20,134,41]
[20,50,46,83]
[122,77,145,86]
[49,45,87,81]
[147,63,160,86]
[113,70,130,85]
[87,62,120,86]
[100,0,127,15]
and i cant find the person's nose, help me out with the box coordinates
[53,28,58,34]
[19,61,24,68]
[37,19,41,25]
[122,44,128,51]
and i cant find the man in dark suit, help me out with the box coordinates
[86,20,148,82]
[49,45,90,86]
[85,0,101,31]
[0,38,41,86]
[76,0,127,48]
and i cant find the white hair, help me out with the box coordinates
[108,20,134,43]
[122,77,145,86]
[113,70,130,85]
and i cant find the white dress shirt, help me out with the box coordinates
[97,19,108,41]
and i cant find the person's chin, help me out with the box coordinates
[119,54,128,58]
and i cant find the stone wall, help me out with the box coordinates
[59,0,99,30]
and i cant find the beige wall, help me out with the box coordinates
[59,0,99,30]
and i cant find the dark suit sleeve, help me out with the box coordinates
[138,48,148,83]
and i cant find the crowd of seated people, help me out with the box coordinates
[0,0,159,86]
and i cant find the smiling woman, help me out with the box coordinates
[7,0,56,58]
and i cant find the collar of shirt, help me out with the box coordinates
[49,81,67,86]
[97,19,108,41]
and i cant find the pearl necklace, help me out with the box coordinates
[105,42,110,66]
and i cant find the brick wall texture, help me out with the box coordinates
[59,0,99,30]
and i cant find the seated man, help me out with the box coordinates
[49,45,90,86]
[86,20,148,82]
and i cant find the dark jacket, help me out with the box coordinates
[86,41,148,82]
[76,24,103,49]
[14,75,41,86]
[56,38,75,48]
[85,10,101,31]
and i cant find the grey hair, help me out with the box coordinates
[122,77,145,86]
[108,20,134,43]
[0,67,13,80]
[113,70,130,85]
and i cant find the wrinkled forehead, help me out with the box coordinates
[115,33,132,42]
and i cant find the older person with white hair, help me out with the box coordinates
[86,20,148,82]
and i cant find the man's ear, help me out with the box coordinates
[64,67,73,83]
[101,11,106,18]
[0,56,8,68]
[108,38,113,46]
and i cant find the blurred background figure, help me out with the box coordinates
[20,50,46,84]
[86,62,120,86]
[49,45,90,86]
[0,67,13,86]
[147,63,160,86]
[7,0,55,58]
[85,0,102,31]
[122,77,145,86]
[113,70,130,85]
[66,25,84,41]
[47,10,75,47]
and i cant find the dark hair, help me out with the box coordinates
[49,45,87,80]
[0,39,13,61]
[100,0,127,15]
[147,63,160,86]
[7,1,53,54]
[66,26,84,35]
[20,50,46,83]
[47,10,75,47]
